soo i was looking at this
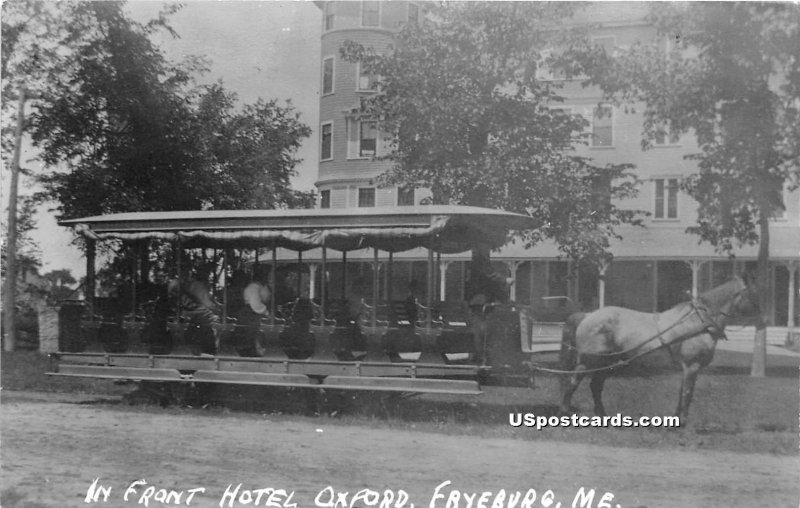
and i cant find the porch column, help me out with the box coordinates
[505,261,522,302]
[686,260,705,299]
[439,260,451,301]
[308,263,318,301]
[787,262,798,329]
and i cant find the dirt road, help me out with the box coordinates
[1,392,797,508]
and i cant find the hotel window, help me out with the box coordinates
[407,3,419,25]
[358,187,376,207]
[361,1,380,27]
[348,119,379,158]
[654,178,679,219]
[592,105,613,147]
[359,121,378,157]
[322,57,334,95]
[320,190,331,209]
[398,187,415,206]
[357,64,378,91]
[324,2,335,31]
[654,123,680,145]
[320,122,333,161]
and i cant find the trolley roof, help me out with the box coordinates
[61,205,540,253]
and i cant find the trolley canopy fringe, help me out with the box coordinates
[61,205,541,253]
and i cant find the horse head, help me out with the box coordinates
[697,274,761,328]
[731,273,761,318]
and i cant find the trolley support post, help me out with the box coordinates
[342,251,348,300]
[427,241,434,323]
[387,251,393,302]
[436,251,441,302]
[130,243,138,317]
[222,249,228,322]
[372,248,379,329]
[321,246,327,322]
[297,251,303,297]
[175,239,182,323]
[270,246,277,325]
[86,238,96,317]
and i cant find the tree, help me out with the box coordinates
[581,3,800,375]
[2,1,315,220]
[191,84,315,210]
[41,268,78,302]
[2,1,315,344]
[341,2,643,269]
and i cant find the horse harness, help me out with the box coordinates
[528,299,731,376]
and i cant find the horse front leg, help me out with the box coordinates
[559,365,586,415]
[590,373,608,417]
[676,362,702,421]
[675,364,686,418]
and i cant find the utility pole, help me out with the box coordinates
[3,87,28,352]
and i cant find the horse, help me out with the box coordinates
[558,275,760,421]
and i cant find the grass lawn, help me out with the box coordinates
[2,347,797,455]
[1,350,130,396]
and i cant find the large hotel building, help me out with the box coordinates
[311,2,799,332]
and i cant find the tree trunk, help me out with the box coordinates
[750,211,770,377]
[3,88,27,352]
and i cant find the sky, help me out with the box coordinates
[13,0,324,278]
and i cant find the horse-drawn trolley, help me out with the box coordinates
[49,206,567,397]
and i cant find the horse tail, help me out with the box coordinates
[560,312,587,373]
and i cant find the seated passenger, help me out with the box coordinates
[167,277,220,324]
[404,280,421,326]
[167,276,220,354]
[236,279,273,331]
[243,281,272,316]
[279,282,315,359]
[230,277,273,357]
